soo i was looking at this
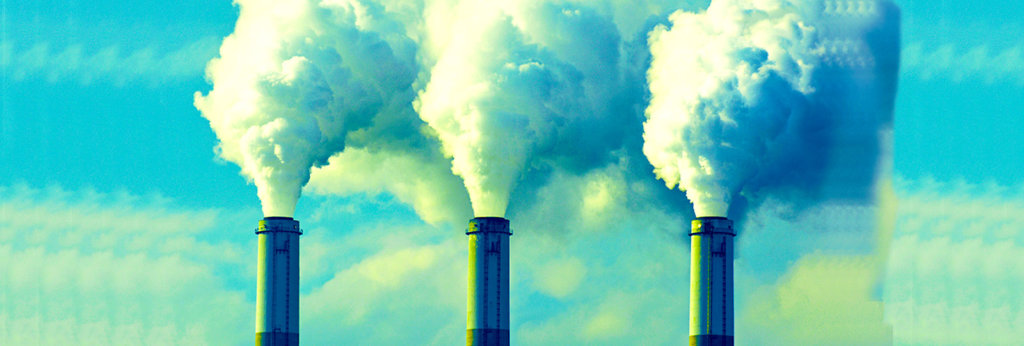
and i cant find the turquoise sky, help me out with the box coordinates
[1,0,1021,344]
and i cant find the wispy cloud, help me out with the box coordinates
[0,37,219,86]
[740,254,892,344]
[0,184,249,345]
[902,42,1024,85]
[734,196,893,344]
[884,178,1024,344]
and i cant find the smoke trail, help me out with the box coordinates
[194,0,416,217]
[643,0,899,217]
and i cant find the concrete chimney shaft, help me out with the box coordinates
[689,217,735,346]
[256,217,301,346]
[466,217,511,346]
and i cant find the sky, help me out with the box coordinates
[1,0,1022,345]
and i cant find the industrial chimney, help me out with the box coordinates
[689,217,735,346]
[466,217,511,346]
[255,217,302,346]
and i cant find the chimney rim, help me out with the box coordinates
[689,217,735,236]
[467,217,512,235]
[470,216,509,221]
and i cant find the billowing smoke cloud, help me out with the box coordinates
[415,1,624,217]
[194,0,417,217]
[414,6,558,216]
[644,0,820,217]
[644,0,899,217]
[193,0,896,223]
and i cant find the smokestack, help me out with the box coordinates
[255,217,302,346]
[689,217,735,346]
[466,217,511,346]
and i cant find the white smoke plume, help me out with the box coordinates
[415,1,615,217]
[194,0,417,217]
[644,0,819,217]
[644,0,899,217]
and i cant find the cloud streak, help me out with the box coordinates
[884,178,1024,344]
[0,38,219,85]
[0,185,250,345]
[902,42,1024,85]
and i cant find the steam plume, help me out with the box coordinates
[194,0,416,217]
[643,0,898,217]
[415,2,623,217]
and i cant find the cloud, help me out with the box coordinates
[532,257,587,298]
[884,178,1024,344]
[301,235,466,345]
[739,254,892,345]
[513,228,692,345]
[0,38,219,85]
[732,190,893,344]
[901,42,1024,85]
[0,185,250,345]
